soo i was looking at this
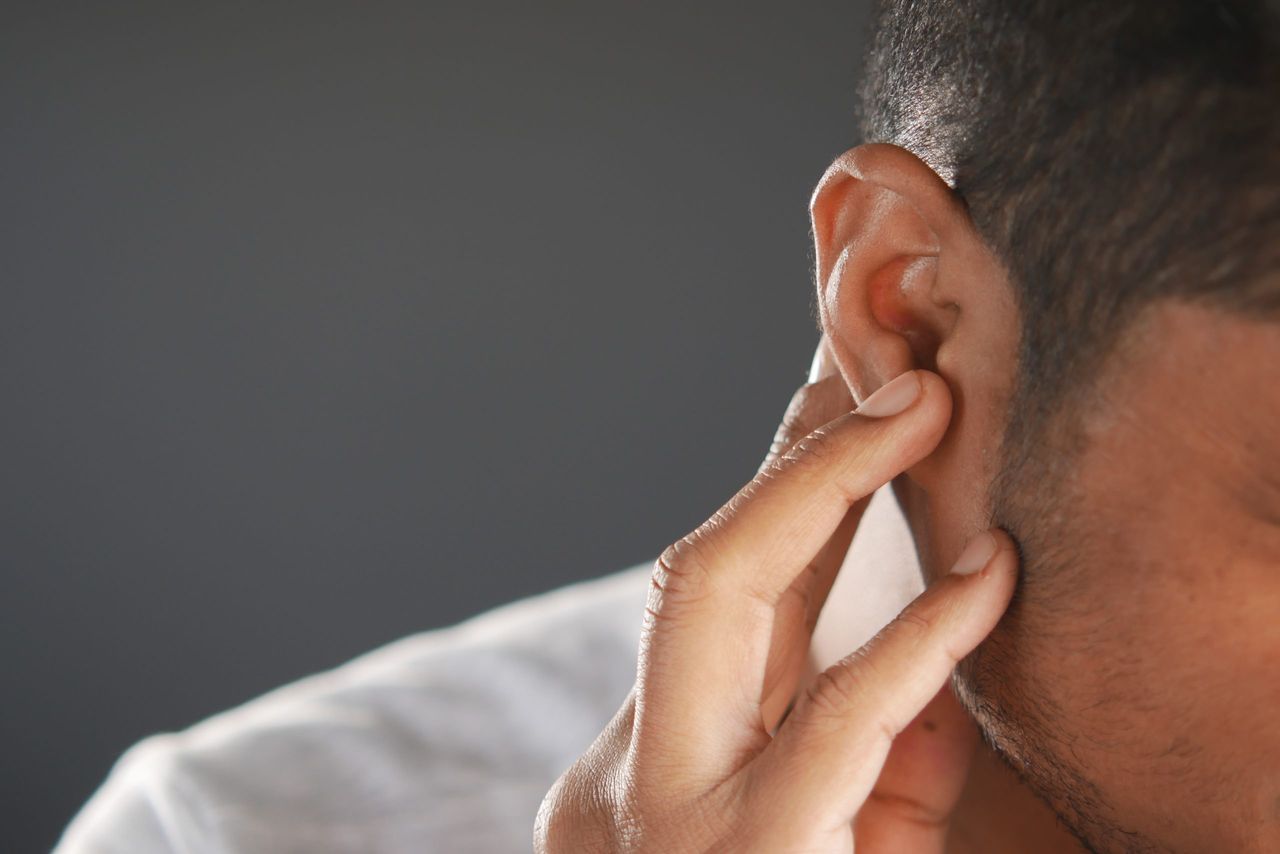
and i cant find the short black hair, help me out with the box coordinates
[860,5,1279,849]
[859,0,1279,451]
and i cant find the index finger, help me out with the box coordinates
[635,370,952,771]
[756,339,856,731]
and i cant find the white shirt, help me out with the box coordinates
[58,489,920,853]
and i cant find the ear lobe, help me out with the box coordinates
[810,144,967,404]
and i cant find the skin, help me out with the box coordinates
[539,142,1279,851]
[535,366,1025,852]
[809,144,1280,852]
[954,305,1280,852]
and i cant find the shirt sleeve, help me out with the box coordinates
[56,734,211,853]
[55,565,651,854]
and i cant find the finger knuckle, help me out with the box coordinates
[534,766,618,853]
[802,657,864,721]
[652,532,718,608]
[536,749,743,853]
[783,422,840,468]
[536,750,674,853]
[894,605,937,642]
[535,710,733,853]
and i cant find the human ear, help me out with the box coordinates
[810,144,1019,560]
[809,143,1010,409]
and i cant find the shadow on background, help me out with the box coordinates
[2,2,869,849]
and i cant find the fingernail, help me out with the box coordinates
[949,531,998,576]
[853,371,920,418]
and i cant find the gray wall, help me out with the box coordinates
[2,3,870,850]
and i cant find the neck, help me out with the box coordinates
[946,741,1085,854]
[809,490,1086,853]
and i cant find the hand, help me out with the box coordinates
[534,340,1019,853]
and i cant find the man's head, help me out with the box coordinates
[809,1,1280,850]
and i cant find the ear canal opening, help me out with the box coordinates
[869,255,943,373]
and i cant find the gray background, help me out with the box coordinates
[2,3,870,850]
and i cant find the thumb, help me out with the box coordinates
[854,685,979,853]
[743,529,1016,847]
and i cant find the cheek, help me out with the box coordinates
[952,559,1178,843]
[964,533,1279,850]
